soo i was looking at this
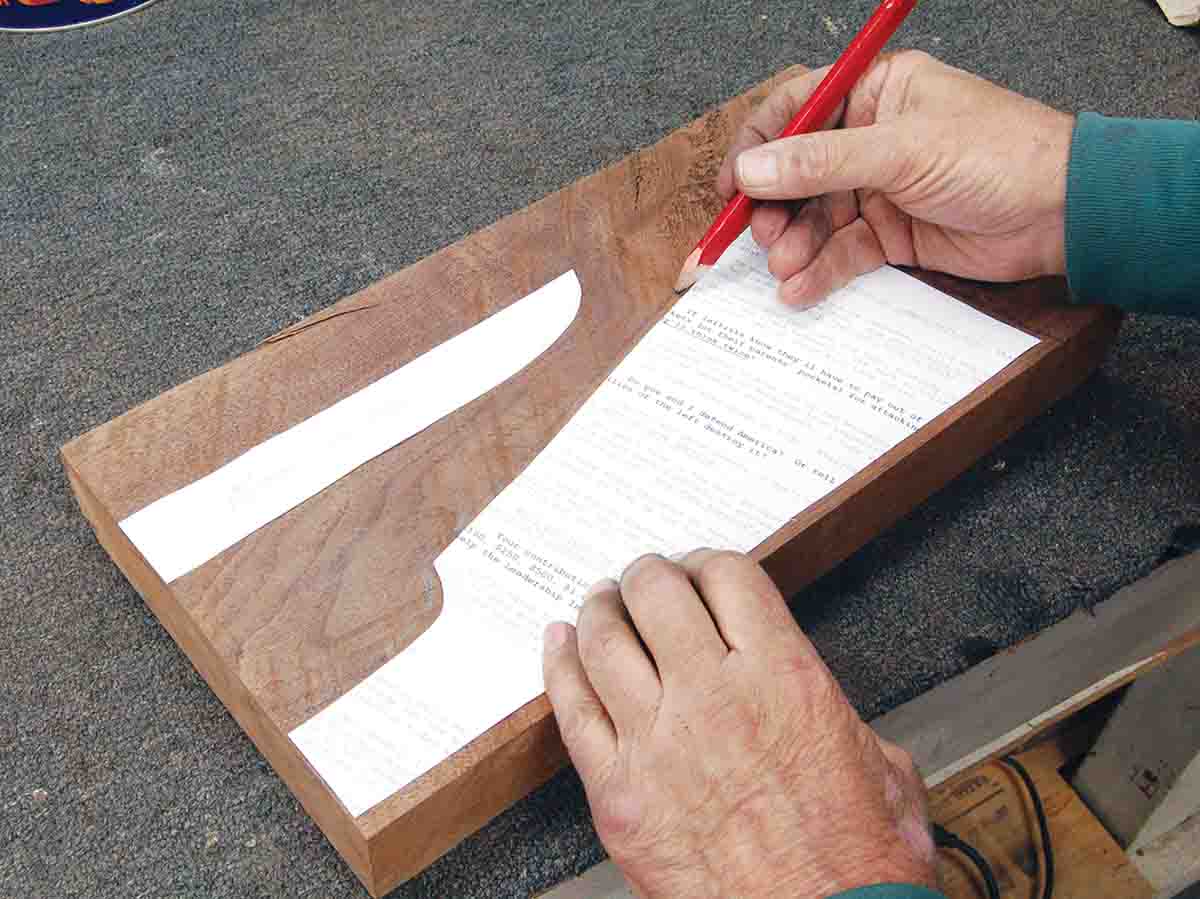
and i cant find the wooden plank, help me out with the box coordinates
[540,551,1200,898]
[874,550,1200,788]
[538,861,634,899]
[61,69,1121,895]
[1131,811,1200,896]
[931,741,1153,899]
[1072,645,1200,850]
[1157,0,1200,26]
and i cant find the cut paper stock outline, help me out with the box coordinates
[121,235,1040,817]
[120,272,582,584]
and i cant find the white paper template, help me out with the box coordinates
[289,234,1040,817]
[119,272,582,584]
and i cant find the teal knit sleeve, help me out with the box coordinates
[1065,112,1200,316]
[828,885,947,899]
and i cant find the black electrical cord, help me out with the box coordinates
[998,754,1054,899]
[930,754,1055,899]
[932,821,1001,899]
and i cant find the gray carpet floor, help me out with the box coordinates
[2,1,1198,896]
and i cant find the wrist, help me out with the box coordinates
[1038,110,1075,278]
[715,830,937,899]
[827,886,947,899]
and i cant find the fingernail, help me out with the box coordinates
[544,621,571,651]
[737,149,779,189]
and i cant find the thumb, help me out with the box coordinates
[734,123,914,200]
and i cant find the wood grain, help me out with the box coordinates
[62,67,1122,896]
[931,741,1153,899]
[875,549,1200,790]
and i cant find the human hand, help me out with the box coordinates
[716,51,1074,306]
[542,550,936,898]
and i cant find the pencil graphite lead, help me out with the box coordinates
[674,247,705,294]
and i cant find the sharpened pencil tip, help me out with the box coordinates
[673,247,704,294]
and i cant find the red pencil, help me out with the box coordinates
[674,0,918,293]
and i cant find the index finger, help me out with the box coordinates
[717,65,835,199]
[542,621,618,782]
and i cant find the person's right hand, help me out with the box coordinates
[716,51,1075,306]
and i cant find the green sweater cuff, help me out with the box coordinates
[828,885,946,899]
[1065,112,1200,316]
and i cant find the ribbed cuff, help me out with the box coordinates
[1065,112,1200,316]
[827,885,947,899]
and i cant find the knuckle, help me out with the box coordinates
[622,554,680,596]
[806,246,836,289]
[697,549,753,585]
[593,788,651,846]
[890,49,943,100]
[849,217,883,261]
[779,62,814,82]
[823,137,857,185]
[739,120,770,150]
[895,48,934,68]
[781,136,833,186]
[703,685,771,750]
[559,696,607,745]
[782,70,819,104]
[698,550,785,618]
[804,198,836,241]
[777,652,843,706]
[725,698,768,744]
[775,648,819,679]
[583,622,631,664]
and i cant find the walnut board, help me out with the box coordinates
[61,70,1122,897]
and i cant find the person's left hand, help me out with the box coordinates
[542,550,937,899]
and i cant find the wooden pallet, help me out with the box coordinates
[932,739,1152,898]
